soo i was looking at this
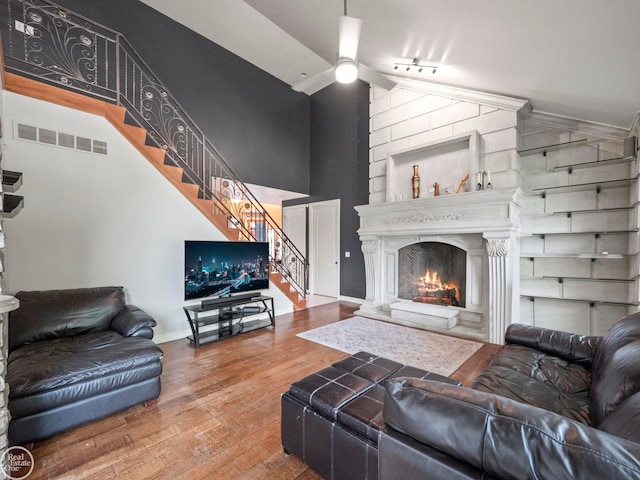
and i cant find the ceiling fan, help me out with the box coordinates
[292,0,397,95]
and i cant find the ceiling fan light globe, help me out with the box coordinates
[335,59,358,83]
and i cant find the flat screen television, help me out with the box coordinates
[184,240,270,301]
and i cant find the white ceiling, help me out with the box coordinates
[141,0,640,132]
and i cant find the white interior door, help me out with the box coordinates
[309,199,340,297]
[283,204,307,258]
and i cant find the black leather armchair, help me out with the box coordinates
[379,313,640,479]
[7,286,163,446]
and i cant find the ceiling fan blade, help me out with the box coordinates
[291,67,336,95]
[358,64,397,91]
[338,15,363,60]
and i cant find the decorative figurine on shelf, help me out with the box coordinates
[433,182,440,196]
[412,165,420,199]
[456,173,470,194]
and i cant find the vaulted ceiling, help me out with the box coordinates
[140,0,639,130]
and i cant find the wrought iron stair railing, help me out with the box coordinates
[0,0,308,299]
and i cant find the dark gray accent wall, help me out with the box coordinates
[284,80,369,299]
[54,0,310,194]
[38,0,369,299]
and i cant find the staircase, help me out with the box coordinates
[0,0,307,309]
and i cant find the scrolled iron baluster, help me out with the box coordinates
[140,83,187,159]
[24,5,97,86]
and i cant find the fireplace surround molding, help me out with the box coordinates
[355,187,525,344]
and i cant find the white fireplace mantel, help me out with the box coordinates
[355,187,525,344]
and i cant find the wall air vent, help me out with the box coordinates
[17,123,37,142]
[38,128,56,145]
[15,122,108,155]
[93,140,108,155]
[58,132,75,149]
[76,137,92,152]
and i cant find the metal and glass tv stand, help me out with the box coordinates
[183,294,275,348]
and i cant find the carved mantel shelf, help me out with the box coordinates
[355,188,525,238]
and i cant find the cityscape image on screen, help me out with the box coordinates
[184,241,270,300]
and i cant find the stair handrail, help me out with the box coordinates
[0,0,308,298]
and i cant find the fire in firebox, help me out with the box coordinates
[398,241,466,308]
[413,269,460,306]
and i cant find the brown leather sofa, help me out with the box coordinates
[380,313,640,479]
[7,286,163,446]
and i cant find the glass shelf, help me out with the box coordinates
[518,138,601,157]
[524,274,632,283]
[531,177,637,195]
[521,295,639,307]
[521,253,628,259]
[525,228,639,236]
[552,155,634,172]
[550,206,633,215]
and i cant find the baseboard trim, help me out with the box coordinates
[339,295,365,304]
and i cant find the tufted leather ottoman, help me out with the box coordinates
[281,351,461,479]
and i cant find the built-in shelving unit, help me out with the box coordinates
[519,131,638,336]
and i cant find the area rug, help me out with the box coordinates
[296,316,483,376]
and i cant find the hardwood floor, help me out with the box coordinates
[25,301,501,479]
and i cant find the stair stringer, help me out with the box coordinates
[2,72,306,310]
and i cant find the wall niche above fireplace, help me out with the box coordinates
[386,131,481,202]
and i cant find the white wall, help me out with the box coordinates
[1,92,292,343]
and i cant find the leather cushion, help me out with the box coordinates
[337,383,386,442]
[110,305,157,337]
[332,351,403,382]
[7,331,163,398]
[590,311,640,426]
[599,391,640,443]
[9,362,162,419]
[505,323,599,369]
[471,344,591,424]
[384,378,640,480]
[9,286,126,352]
[289,366,375,420]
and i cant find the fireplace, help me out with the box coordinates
[398,242,466,308]
[355,188,524,344]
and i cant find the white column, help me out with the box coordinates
[359,237,382,313]
[484,234,519,344]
